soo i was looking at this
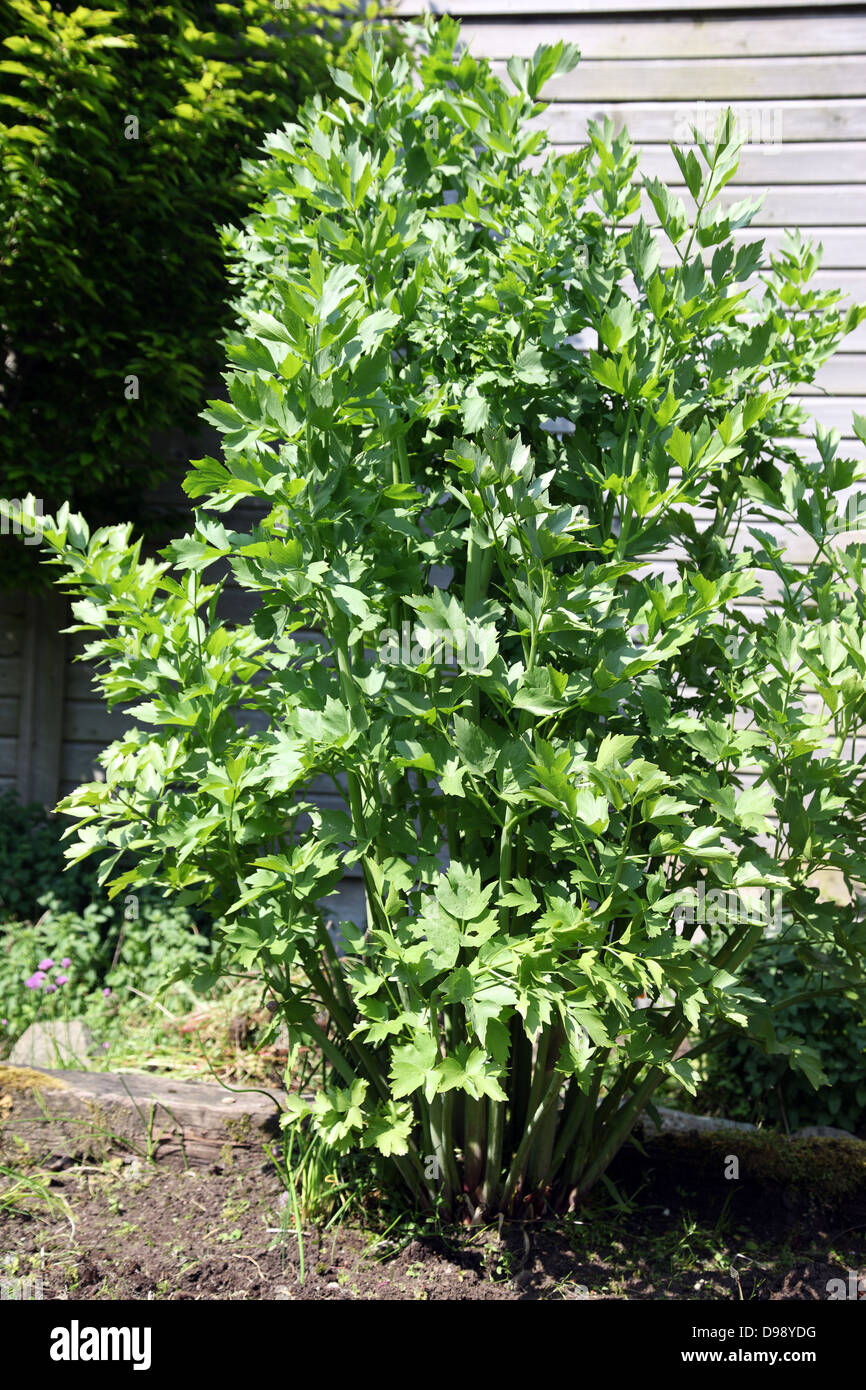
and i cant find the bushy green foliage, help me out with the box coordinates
[5,19,866,1214]
[0,790,103,922]
[0,886,212,1048]
[701,940,866,1135]
[0,0,392,585]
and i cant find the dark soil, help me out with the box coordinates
[3,1128,865,1300]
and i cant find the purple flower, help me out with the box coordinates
[102,987,112,997]
[25,971,47,990]
[45,984,57,994]
[60,957,71,968]
[37,958,54,972]
[55,974,69,986]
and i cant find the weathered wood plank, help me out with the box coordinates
[791,397,866,433]
[599,142,866,185]
[0,737,16,778]
[651,227,866,269]
[828,319,861,353]
[0,697,17,739]
[16,591,67,806]
[538,100,866,145]
[60,743,106,785]
[63,701,133,743]
[395,0,865,12]
[0,658,22,697]
[463,17,866,61]
[0,1066,284,1165]
[493,57,866,102]
[599,143,866,186]
[642,185,866,228]
[807,356,865,394]
[779,269,865,299]
[0,612,25,657]
[63,664,99,701]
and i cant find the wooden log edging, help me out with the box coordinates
[0,1065,286,1168]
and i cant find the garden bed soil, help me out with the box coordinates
[2,1126,864,1301]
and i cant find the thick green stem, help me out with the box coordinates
[326,601,369,842]
[507,1018,533,1157]
[481,1099,505,1211]
[430,1093,460,1203]
[576,1053,677,1198]
[461,524,493,868]
[497,809,515,932]
[463,1095,486,1194]
[528,1024,565,1189]
[550,1077,584,1175]
[463,524,493,723]
[566,1059,606,1186]
[318,919,354,1020]
[501,1063,563,1210]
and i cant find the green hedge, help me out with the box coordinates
[0,0,393,586]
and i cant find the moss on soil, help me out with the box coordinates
[650,1129,866,1202]
[0,1064,69,1097]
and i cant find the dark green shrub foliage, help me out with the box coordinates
[5,19,866,1215]
[0,0,386,584]
[0,790,102,922]
[701,941,866,1135]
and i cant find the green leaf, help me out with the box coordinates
[461,391,490,432]
[436,1044,508,1102]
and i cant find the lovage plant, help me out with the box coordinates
[7,17,866,1214]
